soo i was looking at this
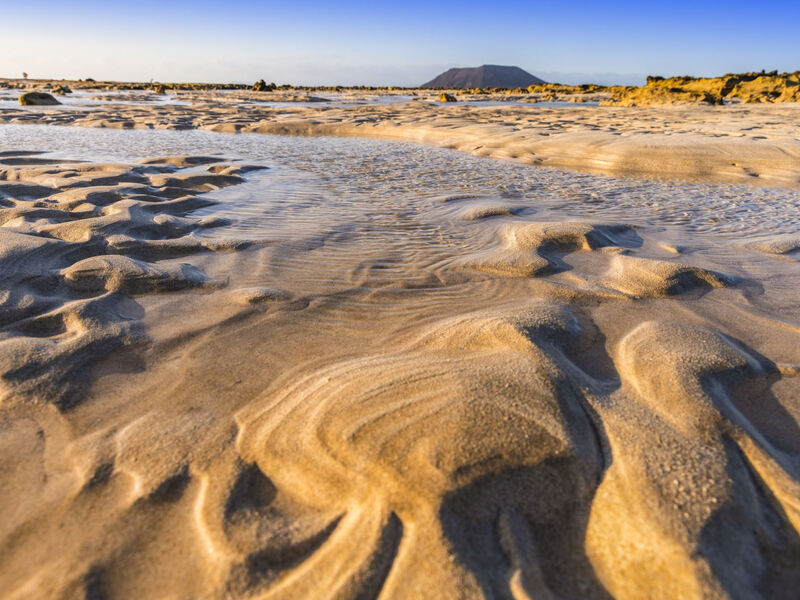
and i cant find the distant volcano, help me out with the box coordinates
[422,65,546,89]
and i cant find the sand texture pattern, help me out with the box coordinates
[1,87,799,187]
[0,138,799,599]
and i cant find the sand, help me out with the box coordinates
[1,86,799,186]
[1,89,799,599]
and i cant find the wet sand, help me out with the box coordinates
[0,99,799,599]
[1,88,799,187]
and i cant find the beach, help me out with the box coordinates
[1,86,799,598]
[2,84,800,187]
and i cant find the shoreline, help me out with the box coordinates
[1,92,799,188]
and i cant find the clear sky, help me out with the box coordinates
[3,0,799,86]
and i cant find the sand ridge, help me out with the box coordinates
[1,145,799,598]
[0,152,257,408]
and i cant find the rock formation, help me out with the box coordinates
[604,71,800,106]
[252,79,277,92]
[18,91,60,106]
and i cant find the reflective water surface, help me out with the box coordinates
[2,123,798,241]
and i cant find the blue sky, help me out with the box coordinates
[3,1,799,85]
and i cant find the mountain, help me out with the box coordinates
[421,65,546,89]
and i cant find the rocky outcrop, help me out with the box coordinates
[603,86,722,107]
[526,83,604,94]
[18,92,60,106]
[723,71,800,102]
[252,79,277,92]
[604,71,800,106]
[438,92,457,103]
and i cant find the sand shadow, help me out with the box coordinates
[440,458,612,599]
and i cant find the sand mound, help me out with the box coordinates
[457,203,524,221]
[748,235,800,256]
[62,255,210,293]
[229,286,293,305]
[461,221,639,277]
[598,255,731,298]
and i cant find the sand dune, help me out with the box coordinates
[1,138,799,599]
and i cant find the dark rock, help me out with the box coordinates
[252,79,276,92]
[19,92,60,106]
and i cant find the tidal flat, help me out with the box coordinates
[1,89,799,599]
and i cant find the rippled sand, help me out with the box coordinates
[2,88,799,187]
[1,124,799,599]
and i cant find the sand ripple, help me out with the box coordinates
[0,143,798,599]
[0,153,251,407]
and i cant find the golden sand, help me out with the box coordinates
[0,87,799,598]
[1,86,799,187]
